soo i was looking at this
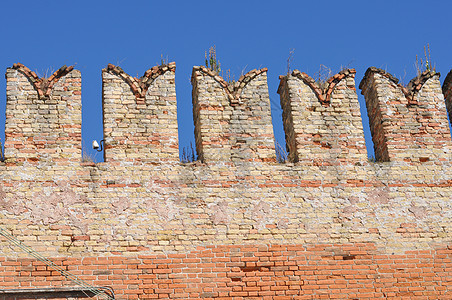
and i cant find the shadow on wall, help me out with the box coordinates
[0,138,4,162]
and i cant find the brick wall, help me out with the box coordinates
[1,244,451,299]
[102,63,178,163]
[192,66,274,162]
[0,63,451,299]
[360,68,452,163]
[278,69,367,164]
[4,64,81,164]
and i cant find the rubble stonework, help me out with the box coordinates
[0,63,451,299]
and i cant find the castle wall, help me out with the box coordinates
[102,63,178,162]
[4,64,81,164]
[278,69,367,164]
[191,66,275,163]
[360,68,452,163]
[0,63,451,299]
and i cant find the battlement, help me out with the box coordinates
[278,69,367,165]
[102,62,178,162]
[360,67,452,163]
[191,66,275,162]
[0,63,451,299]
[3,62,451,166]
[4,63,81,164]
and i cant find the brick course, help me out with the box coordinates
[1,245,451,299]
[0,63,451,299]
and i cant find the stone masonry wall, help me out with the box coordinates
[0,63,451,299]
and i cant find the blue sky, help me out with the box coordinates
[1,0,451,161]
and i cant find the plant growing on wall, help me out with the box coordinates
[275,142,288,163]
[181,142,196,163]
[205,45,221,73]
[286,48,295,75]
[205,45,239,84]
[81,148,96,163]
[415,43,435,76]
[314,64,333,91]
[160,54,169,66]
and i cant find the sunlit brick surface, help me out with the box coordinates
[0,63,451,299]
